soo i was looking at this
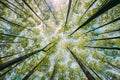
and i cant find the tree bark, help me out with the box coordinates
[22,56,46,80]
[22,0,47,27]
[0,16,34,33]
[70,0,120,35]
[0,42,52,71]
[64,0,72,27]
[42,0,57,23]
[99,28,120,35]
[0,33,33,40]
[78,0,97,22]
[85,46,120,50]
[91,36,120,41]
[68,48,96,80]
[86,17,120,34]
[50,63,57,80]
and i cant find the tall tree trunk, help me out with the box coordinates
[0,62,20,77]
[107,62,120,70]
[70,0,120,35]
[91,36,120,41]
[0,43,41,59]
[22,0,47,27]
[86,17,120,34]
[85,46,120,50]
[42,0,57,23]
[99,28,120,35]
[78,0,97,22]
[64,0,72,27]
[85,63,102,80]
[34,0,43,15]
[0,33,33,40]
[0,42,52,71]
[50,63,57,80]
[6,0,30,17]
[68,48,96,80]
[0,41,20,44]
[0,48,31,60]
[22,56,46,80]
[71,0,79,13]
[0,16,34,33]
[0,1,22,17]
[15,0,28,12]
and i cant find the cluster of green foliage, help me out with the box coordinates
[0,0,120,80]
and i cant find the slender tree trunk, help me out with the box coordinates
[91,36,120,41]
[85,63,102,80]
[42,0,57,23]
[71,0,79,13]
[6,0,30,17]
[22,56,46,80]
[70,0,120,35]
[0,16,34,33]
[34,0,43,15]
[0,48,31,60]
[0,33,33,40]
[22,0,48,27]
[0,43,41,59]
[97,57,120,70]
[107,62,120,69]
[0,16,21,27]
[50,63,57,80]
[85,46,120,50]
[0,62,19,77]
[78,0,97,22]
[86,17,120,34]
[68,48,96,80]
[99,28,120,35]
[64,0,72,27]
[0,49,43,71]
[15,0,28,12]
[0,1,21,16]
[0,41,20,44]
[0,42,52,71]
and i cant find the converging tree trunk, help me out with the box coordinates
[22,56,46,80]
[68,48,96,80]
[22,0,48,27]
[99,28,120,35]
[50,63,57,80]
[71,0,120,35]
[85,46,120,50]
[0,42,53,71]
[86,17,120,34]
[91,36,120,41]
[78,0,97,22]
[42,0,57,23]
[64,0,72,27]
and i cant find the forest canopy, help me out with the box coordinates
[0,0,120,80]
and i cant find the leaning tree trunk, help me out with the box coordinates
[64,0,72,27]
[71,0,120,35]
[0,42,53,71]
[68,48,96,80]
[22,0,48,27]
[86,17,120,34]
[85,46,120,50]
[91,36,120,41]
[22,56,46,80]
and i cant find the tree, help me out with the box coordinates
[70,0,120,35]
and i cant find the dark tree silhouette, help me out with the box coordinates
[64,0,72,27]
[70,0,120,35]
[68,48,96,80]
